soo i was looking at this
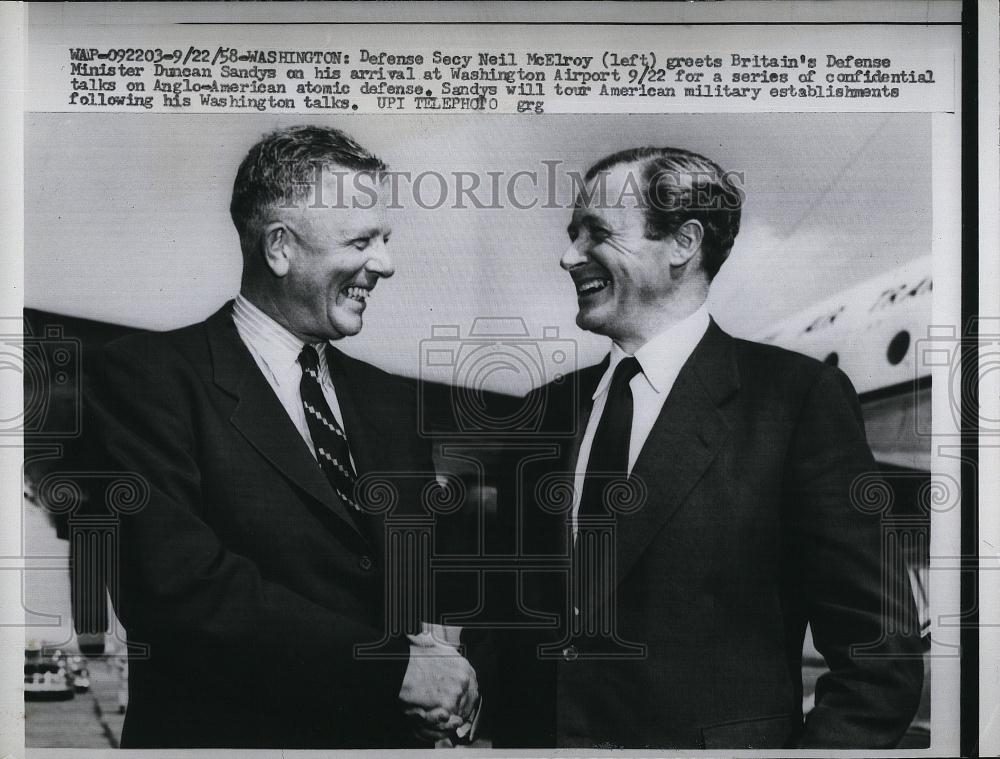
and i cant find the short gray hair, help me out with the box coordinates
[230,125,387,256]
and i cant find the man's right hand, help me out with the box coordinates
[398,636,479,740]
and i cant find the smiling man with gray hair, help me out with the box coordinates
[88,125,480,748]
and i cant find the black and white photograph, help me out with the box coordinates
[3,1,988,757]
[18,110,942,751]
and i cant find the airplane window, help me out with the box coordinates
[887,330,911,365]
[824,352,839,367]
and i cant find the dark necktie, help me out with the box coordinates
[571,355,642,637]
[298,344,368,535]
[578,356,642,519]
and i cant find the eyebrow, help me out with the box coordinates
[567,212,610,235]
[343,224,391,240]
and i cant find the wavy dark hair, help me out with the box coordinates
[584,147,744,279]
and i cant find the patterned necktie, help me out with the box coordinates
[298,344,367,534]
[578,356,642,519]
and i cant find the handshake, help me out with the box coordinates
[398,627,481,745]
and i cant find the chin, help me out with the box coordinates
[576,303,614,335]
[324,313,362,340]
[576,306,610,337]
[332,323,362,339]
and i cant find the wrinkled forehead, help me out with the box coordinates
[294,170,391,232]
[575,161,644,208]
[570,161,648,228]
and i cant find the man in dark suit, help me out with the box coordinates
[493,147,924,749]
[87,126,479,748]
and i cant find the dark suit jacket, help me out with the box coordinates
[493,321,924,749]
[86,302,434,748]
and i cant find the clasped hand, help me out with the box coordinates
[398,632,479,744]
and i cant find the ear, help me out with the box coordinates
[668,219,704,268]
[262,221,292,278]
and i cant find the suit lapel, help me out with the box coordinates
[612,321,740,585]
[325,345,405,559]
[324,345,389,479]
[205,303,367,541]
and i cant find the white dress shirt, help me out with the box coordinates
[232,294,355,468]
[572,305,711,535]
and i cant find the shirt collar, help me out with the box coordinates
[233,294,329,386]
[592,305,711,400]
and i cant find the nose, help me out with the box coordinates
[364,239,395,279]
[560,240,588,271]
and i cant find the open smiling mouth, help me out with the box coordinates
[342,285,372,303]
[575,277,611,297]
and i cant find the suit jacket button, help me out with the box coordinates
[359,555,373,571]
[562,645,578,661]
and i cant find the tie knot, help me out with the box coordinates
[611,356,642,389]
[298,344,321,373]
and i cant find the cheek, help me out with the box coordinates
[329,252,367,281]
[312,264,349,298]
